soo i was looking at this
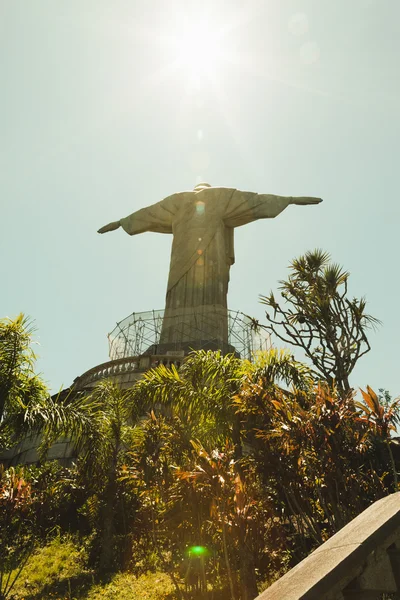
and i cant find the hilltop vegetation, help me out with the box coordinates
[1,251,399,600]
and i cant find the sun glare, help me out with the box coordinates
[174,24,223,79]
[159,11,236,86]
[138,6,266,92]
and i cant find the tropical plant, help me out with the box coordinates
[133,349,312,459]
[356,386,400,491]
[0,466,36,600]
[174,441,267,600]
[2,307,397,599]
[133,351,243,449]
[121,410,193,598]
[129,349,315,598]
[25,379,142,572]
[235,378,390,560]
[258,250,380,395]
[0,314,47,449]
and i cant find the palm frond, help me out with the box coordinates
[323,264,349,291]
[250,348,314,391]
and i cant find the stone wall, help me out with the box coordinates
[256,492,400,600]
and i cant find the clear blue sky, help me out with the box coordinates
[1,0,399,395]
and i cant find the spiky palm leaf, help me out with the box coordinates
[0,314,48,439]
[132,350,244,448]
[247,348,314,392]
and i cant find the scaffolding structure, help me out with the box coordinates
[108,309,271,361]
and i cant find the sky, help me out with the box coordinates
[1,0,399,396]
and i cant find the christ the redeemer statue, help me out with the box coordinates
[99,183,322,354]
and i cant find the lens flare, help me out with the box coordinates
[195,201,205,215]
[188,545,208,557]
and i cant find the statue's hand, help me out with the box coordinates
[291,197,323,206]
[98,221,121,234]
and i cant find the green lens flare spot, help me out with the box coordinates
[188,545,208,557]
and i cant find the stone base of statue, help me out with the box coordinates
[144,339,238,357]
[159,304,229,347]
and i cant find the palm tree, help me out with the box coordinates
[78,380,141,571]
[26,379,141,572]
[133,349,312,456]
[133,350,242,442]
[0,314,47,449]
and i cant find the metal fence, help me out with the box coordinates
[108,309,271,361]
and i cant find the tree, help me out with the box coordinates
[123,411,191,598]
[25,379,141,572]
[356,386,400,491]
[0,466,37,600]
[258,250,380,396]
[235,377,391,561]
[175,441,265,600]
[133,349,312,459]
[0,314,47,448]
[84,380,141,572]
[131,349,313,598]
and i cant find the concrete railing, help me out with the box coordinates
[73,355,184,390]
[256,492,400,600]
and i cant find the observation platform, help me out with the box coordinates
[73,308,270,391]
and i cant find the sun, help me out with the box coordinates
[156,11,236,86]
[173,22,225,80]
[135,6,262,92]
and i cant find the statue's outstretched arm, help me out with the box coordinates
[97,192,185,236]
[98,221,121,234]
[290,197,322,205]
[224,189,322,228]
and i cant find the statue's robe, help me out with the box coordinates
[120,187,291,350]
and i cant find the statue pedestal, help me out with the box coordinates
[144,339,239,357]
[159,304,229,348]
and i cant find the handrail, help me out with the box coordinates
[256,492,400,600]
[73,355,184,389]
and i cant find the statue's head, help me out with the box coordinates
[193,182,211,191]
